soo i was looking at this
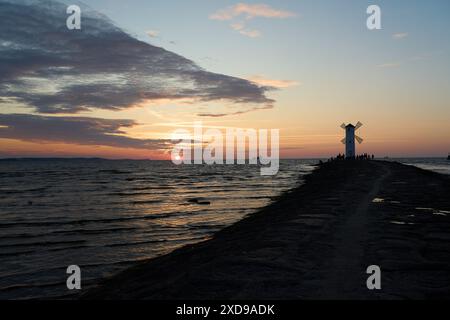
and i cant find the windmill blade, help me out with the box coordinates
[341,138,346,144]
[355,135,364,144]
[355,121,363,130]
[340,123,346,129]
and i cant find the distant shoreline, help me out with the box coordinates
[0,156,447,161]
[82,160,450,299]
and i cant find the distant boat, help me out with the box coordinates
[447,153,450,161]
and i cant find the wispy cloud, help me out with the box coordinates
[239,29,261,38]
[392,32,408,40]
[408,51,437,62]
[0,0,273,114]
[377,63,401,68]
[210,3,296,38]
[197,105,273,118]
[247,75,300,88]
[230,22,261,38]
[378,51,436,69]
[210,3,296,20]
[146,30,160,38]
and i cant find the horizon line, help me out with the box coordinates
[0,156,447,161]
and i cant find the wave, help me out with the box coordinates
[0,159,313,299]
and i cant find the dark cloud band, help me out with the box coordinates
[0,113,170,150]
[0,0,273,114]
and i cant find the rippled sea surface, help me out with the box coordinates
[0,159,317,299]
[395,158,450,175]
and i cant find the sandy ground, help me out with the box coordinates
[82,160,450,300]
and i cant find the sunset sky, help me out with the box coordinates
[1,0,449,159]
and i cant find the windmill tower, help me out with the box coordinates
[340,122,363,158]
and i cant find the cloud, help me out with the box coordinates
[392,32,408,40]
[0,113,170,150]
[146,30,160,38]
[210,3,296,21]
[378,51,436,69]
[231,22,245,30]
[377,63,401,68]
[210,3,296,38]
[230,23,261,38]
[0,0,273,114]
[197,104,273,117]
[239,29,261,38]
[247,75,300,88]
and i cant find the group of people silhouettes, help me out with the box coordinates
[355,153,374,160]
[329,153,375,161]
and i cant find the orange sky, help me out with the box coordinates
[1,1,450,159]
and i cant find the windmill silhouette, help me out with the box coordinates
[340,122,363,158]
